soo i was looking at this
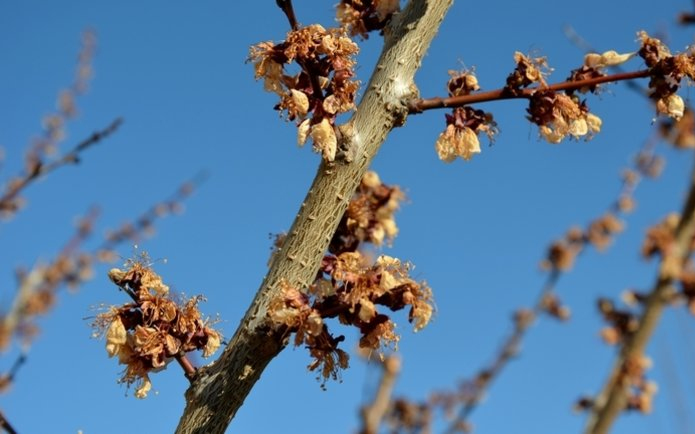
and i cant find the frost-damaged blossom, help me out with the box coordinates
[566,50,635,95]
[527,90,601,143]
[637,31,695,120]
[336,0,400,39]
[92,254,221,398]
[435,106,497,162]
[505,51,553,91]
[249,24,360,161]
[267,251,434,386]
[330,171,405,252]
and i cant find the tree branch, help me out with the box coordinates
[407,70,650,113]
[584,152,695,434]
[174,1,454,432]
[360,356,400,434]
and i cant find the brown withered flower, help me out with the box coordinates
[93,255,221,398]
[336,0,399,39]
[249,24,360,161]
[527,90,601,144]
[435,106,497,162]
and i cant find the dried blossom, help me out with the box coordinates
[336,0,400,39]
[447,69,480,97]
[506,51,552,90]
[528,91,601,143]
[249,24,360,161]
[586,213,623,251]
[330,171,404,253]
[93,254,221,398]
[435,106,497,162]
[659,108,695,148]
[597,298,639,345]
[637,31,695,120]
[268,250,433,384]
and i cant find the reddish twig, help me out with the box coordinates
[408,70,650,113]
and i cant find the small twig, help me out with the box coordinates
[0,409,18,434]
[585,152,695,434]
[444,127,662,430]
[444,270,559,433]
[360,356,400,434]
[0,118,123,214]
[276,0,299,30]
[408,70,650,113]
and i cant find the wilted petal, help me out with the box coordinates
[290,89,310,116]
[657,94,684,120]
[584,50,635,68]
[310,118,337,161]
[297,119,311,146]
[105,316,127,357]
[134,376,152,399]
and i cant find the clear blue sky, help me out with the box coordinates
[2,1,695,433]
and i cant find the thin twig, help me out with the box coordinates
[444,129,662,431]
[408,70,650,113]
[0,409,18,434]
[585,152,695,434]
[444,270,558,433]
[360,356,400,434]
[0,118,123,213]
[276,0,299,30]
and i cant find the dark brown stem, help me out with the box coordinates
[176,354,197,382]
[408,70,650,113]
[276,0,299,30]
[0,410,18,434]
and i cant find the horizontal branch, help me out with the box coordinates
[408,70,650,113]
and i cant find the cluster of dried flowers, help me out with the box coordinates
[335,0,400,39]
[249,23,359,161]
[576,355,658,414]
[541,214,624,272]
[330,170,403,252]
[92,255,221,398]
[435,31,695,163]
[639,212,695,313]
[268,172,433,385]
[434,71,498,162]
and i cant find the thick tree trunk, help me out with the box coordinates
[175,1,454,432]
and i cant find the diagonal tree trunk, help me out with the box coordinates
[175,1,454,433]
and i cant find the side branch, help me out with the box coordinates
[584,153,695,434]
[408,70,649,113]
[175,1,454,433]
[0,117,123,214]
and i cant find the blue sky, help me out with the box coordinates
[2,1,695,433]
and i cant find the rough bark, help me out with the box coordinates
[175,1,454,433]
